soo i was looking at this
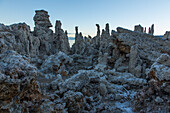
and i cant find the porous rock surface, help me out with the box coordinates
[0,50,41,112]
[0,10,169,113]
[134,54,170,112]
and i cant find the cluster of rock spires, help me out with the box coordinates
[0,10,169,113]
[134,24,154,35]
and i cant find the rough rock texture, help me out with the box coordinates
[134,54,170,112]
[54,20,70,54]
[33,10,70,56]
[33,10,54,56]
[0,23,38,57]
[0,51,42,112]
[0,10,70,58]
[34,10,52,28]
[40,51,73,76]
[149,54,170,81]
[10,23,37,56]
[0,24,16,53]
[116,27,170,62]
[129,45,142,77]
[0,9,169,113]
[68,23,169,112]
[72,26,85,55]
[71,26,98,57]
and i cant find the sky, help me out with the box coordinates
[0,0,170,37]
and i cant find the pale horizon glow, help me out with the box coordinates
[0,0,170,37]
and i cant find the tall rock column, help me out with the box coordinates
[55,20,62,33]
[54,20,70,54]
[33,10,53,56]
[105,23,110,35]
[144,27,146,33]
[99,23,110,54]
[71,26,85,54]
[92,24,101,48]
[151,24,154,35]
[148,24,154,35]
[34,10,52,29]
[96,24,100,37]
[129,45,142,77]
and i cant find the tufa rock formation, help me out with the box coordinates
[134,24,144,32]
[148,24,154,35]
[134,54,170,112]
[0,10,169,113]
[54,20,70,54]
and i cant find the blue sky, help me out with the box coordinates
[0,0,170,37]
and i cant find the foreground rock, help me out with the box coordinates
[0,51,42,112]
[134,54,170,112]
[40,51,73,76]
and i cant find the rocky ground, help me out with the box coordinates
[0,10,169,113]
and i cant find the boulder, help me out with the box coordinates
[149,54,170,81]
[40,51,73,76]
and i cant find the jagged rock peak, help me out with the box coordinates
[55,20,62,34]
[33,9,52,28]
[96,24,100,36]
[55,20,62,29]
[144,27,146,33]
[151,24,154,35]
[105,23,110,34]
[148,24,154,35]
[75,26,78,34]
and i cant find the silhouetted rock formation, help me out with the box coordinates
[144,27,146,33]
[91,24,100,48]
[148,24,154,35]
[134,24,144,32]
[96,24,100,36]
